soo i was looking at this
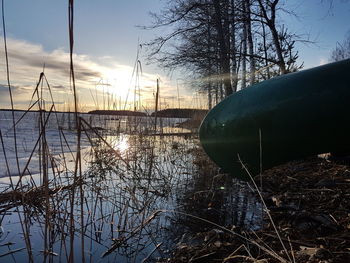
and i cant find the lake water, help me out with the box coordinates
[0,110,262,262]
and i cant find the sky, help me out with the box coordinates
[0,0,349,112]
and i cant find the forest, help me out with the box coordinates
[144,0,349,108]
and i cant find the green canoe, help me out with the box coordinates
[199,59,350,180]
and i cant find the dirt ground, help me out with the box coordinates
[162,156,350,263]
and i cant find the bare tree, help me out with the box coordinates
[330,31,350,61]
[143,0,302,108]
[212,0,233,95]
[245,0,256,86]
[257,0,287,74]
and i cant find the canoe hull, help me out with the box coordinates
[199,59,350,180]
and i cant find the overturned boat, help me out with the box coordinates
[199,59,350,180]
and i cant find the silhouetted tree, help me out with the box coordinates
[144,0,301,107]
[330,31,350,61]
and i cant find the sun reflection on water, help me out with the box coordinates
[113,136,129,154]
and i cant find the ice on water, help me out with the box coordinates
[0,110,88,177]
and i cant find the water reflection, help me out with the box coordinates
[0,111,263,262]
[110,135,129,156]
[163,153,263,248]
[116,136,129,153]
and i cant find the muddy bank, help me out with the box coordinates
[161,155,350,263]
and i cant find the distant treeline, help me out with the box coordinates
[0,108,51,113]
[1,108,207,118]
[151,108,208,118]
[88,110,147,117]
[89,109,207,118]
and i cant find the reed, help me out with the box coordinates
[0,1,273,262]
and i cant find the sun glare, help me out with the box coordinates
[113,136,129,154]
[94,66,158,110]
[101,68,132,98]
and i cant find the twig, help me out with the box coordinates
[141,242,163,263]
[157,209,289,263]
[0,247,26,258]
[238,154,292,262]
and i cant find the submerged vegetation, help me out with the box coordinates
[1,110,349,262]
[0,110,264,262]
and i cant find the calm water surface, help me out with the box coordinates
[0,110,262,262]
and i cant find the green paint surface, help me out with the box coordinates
[199,59,350,180]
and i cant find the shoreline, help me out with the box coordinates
[163,155,350,262]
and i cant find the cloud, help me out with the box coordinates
[51,85,67,90]
[0,84,35,106]
[319,57,327,65]
[0,38,104,85]
[0,37,181,111]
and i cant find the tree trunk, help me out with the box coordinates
[206,1,213,109]
[208,81,212,109]
[230,0,238,92]
[261,15,271,79]
[213,0,233,96]
[241,1,247,89]
[257,0,287,74]
[246,0,256,85]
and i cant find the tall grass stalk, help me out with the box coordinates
[238,154,293,262]
[1,0,20,176]
[157,209,289,263]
